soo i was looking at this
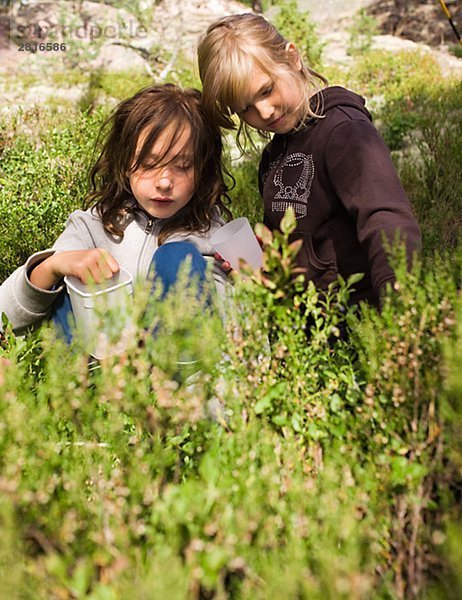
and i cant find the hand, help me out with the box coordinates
[214,252,233,276]
[30,249,120,290]
[213,230,264,276]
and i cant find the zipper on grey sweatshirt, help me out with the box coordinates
[144,219,154,234]
[136,218,155,276]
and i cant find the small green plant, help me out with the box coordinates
[0,107,106,282]
[270,0,324,68]
[448,43,462,59]
[346,8,379,56]
[227,147,264,227]
[395,81,462,255]
[347,49,443,101]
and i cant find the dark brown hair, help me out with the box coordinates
[86,83,231,244]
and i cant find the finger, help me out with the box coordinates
[83,250,117,282]
[100,249,119,272]
[97,249,119,276]
[97,257,118,281]
[84,260,108,285]
[222,260,233,274]
[85,266,101,285]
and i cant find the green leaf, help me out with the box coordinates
[347,272,365,287]
[254,222,272,246]
[272,413,288,427]
[329,394,343,413]
[291,413,302,432]
[254,395,272,415]
[280,207,296,235]
[288,239,303,257]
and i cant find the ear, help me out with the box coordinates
[285,42,302,71]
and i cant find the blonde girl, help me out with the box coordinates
[198,13,421,307]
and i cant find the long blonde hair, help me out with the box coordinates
[197,13,327,150]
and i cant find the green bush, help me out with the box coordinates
[347,49,444,102]
[0,213,461,597]
[269,0,324,69]
[394,81,462,255]
[227,148,264,227]
[0,107,106,282]
[346,8,379,56]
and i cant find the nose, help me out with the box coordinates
[256,99,274,122]
[155,167,173,191]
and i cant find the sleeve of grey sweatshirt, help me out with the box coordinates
[0,211,95,333]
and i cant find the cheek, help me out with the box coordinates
[131,171,149,187]
[184,171,196,191]
[128,173,148,197]
[128,171,138,187]
[240,112,255,127]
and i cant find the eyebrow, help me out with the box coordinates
[144,152,193,162]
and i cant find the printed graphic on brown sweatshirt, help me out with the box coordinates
[269,153,314,219]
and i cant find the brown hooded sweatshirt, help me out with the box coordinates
[258,86,422,307]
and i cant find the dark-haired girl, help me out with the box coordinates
[0,84,231,336]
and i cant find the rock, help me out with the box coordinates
[311,4,462,79]
[321,31,354,68]
[6,0,151,73]
[91,42,150,73]
[1,0,461,113]
[149,0,251,61]
[3,0,251,75]
[9,0,142,45]
[298,0,377,34]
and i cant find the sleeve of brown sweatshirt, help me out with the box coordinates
[324,118,422,295]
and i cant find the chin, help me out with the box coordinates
[153,210,176,219]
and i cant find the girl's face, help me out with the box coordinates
[129,125,196,220]
[236,63,304,134]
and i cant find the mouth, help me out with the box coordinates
[151,197,174,204]
[268,115,284,128]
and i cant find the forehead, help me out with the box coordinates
[136,123,193,158]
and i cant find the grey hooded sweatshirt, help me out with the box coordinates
[0,206,228,333]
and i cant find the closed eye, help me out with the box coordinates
[238,82,274,115]
[175,162,192,172]
[138,160,157,171]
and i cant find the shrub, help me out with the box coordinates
[394,81,462,255]
[347,49,444,102]
[0,107,106,282]
[346,8,379,56]
[1,211,460,597]
[269,0,324,69]
[227,147,264,227]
